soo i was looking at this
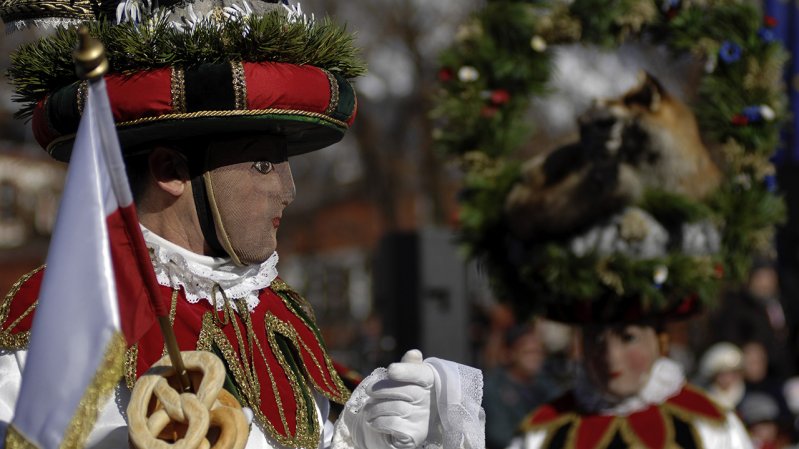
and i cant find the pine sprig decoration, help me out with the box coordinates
[660,1,760,51]
[457,153,521,248]
[9,11,366,119]
[571,0,654,46]
[435,0,787,321]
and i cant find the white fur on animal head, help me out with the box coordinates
[627,70,663,113]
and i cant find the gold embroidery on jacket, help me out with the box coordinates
[61,332,127,449]
[125,343,139,389]
[5,425,37,449]
[263,312,318,447]
[194,296,325,448]
[566,417,618,449]
[126,282,347,449]
[271,279,350,403]
[160,289,179,357]
[618,414,670,449]
[0,266,45,350]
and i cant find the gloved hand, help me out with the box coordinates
[355,349,436,449]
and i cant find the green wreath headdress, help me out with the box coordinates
[434,0,787,322]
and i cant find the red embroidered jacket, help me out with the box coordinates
[520,384,728,449]
[0,266,349,449]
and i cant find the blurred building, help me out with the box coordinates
[0,149,65,290]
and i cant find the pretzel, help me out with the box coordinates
[128,351,249,449]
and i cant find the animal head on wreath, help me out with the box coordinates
[2,0,364,162]
[498,72,771,324]
[435,0,787,326]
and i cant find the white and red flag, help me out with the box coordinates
[8,78,162,449]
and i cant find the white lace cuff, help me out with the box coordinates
[426,358,485,449]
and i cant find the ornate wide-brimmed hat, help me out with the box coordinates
[435,0,787,324]
[2,0,365,161]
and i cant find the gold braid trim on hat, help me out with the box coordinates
[76,81,88,116]
[231,61,248,111]
[170,66,187,114]
[321,69,339,116]
[45,108,349,156]
[113,108,349,128]
[0,0,94,24]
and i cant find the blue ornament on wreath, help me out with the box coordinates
[719,41,742,63]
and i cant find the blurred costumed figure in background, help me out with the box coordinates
[434,0,788,447]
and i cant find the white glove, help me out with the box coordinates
[332,352,485,449]
[355,349,436,449]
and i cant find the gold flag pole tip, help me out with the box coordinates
[73,25,108,81]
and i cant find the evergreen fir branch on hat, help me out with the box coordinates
[9,10,366,119]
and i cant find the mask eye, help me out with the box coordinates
[252,161,274,174]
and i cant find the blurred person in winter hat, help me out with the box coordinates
[739,393,787,449]
[698,342,746,410]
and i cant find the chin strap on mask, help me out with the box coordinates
[190,175,229,260]
[189,145,246,266]
[201,171,246,266]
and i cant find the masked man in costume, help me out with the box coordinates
[0,1,485,448]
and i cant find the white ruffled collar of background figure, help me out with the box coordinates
[575,357,685,416]
[141,225,279,312]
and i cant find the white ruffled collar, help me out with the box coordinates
[141,226,279,311]
[575,357,685,416]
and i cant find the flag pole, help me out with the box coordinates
[73,26,193,393]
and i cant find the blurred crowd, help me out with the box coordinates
[476,258,799,449]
